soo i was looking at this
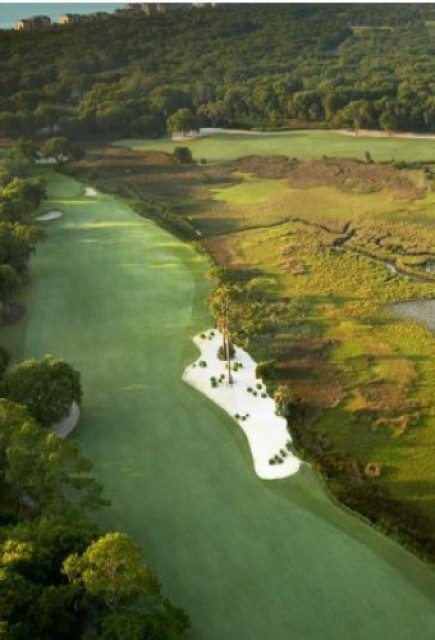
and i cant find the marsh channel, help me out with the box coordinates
[3,173,435,639]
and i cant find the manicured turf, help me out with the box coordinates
[3,172,435,639]
[114,130,435,163]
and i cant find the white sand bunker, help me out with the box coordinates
[84,187,98,197]
[50,401,80,438]
[36,210,63,222]
[183,329,302,480]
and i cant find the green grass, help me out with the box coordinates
[114,130,435,163]
[2,171,435,638]
[197,151,435,521]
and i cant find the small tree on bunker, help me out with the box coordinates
[274,384,291,417]
[40,137,84,166]
[209,285,236,385]
[2,355,82,427]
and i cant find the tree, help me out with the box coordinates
[63,532,159,611]
[64,532,189,639]
[0,222,43,276]
[3,405,105,514]
[274,385,291,417]
[2,355,82,427]
[166,108,199,137]
[0,177,46,223]
[40,137,84,166]
[208,285,239,384]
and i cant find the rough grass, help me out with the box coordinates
[114,130,435,163]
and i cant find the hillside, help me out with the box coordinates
[0,3,434,138]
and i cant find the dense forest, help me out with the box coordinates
[0,3,434,138]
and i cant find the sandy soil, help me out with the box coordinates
[36,210,63,221]
[183,329,302,480]
[51,401,80,438]
[171,127,294,141]
[336,129,435,141]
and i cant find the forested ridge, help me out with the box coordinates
[0,3,434,138]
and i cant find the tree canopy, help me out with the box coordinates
[0,4,433,138]
[2,355,82,427]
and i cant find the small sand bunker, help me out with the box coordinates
[84,187,98,197]
[36,210,63,222]
[51,401,80,438]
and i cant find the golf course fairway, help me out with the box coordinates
[3,171,435,639]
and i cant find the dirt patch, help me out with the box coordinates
[287,159,424,199]
[229,155,293,179]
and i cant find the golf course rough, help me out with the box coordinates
[4,170,435,639]
[114,129,435,163]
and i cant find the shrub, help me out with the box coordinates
[199,360,207,368]
[255,360,276,380]
[173,146,194,164]
[261,393,267,398]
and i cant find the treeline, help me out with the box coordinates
[0,4,433,139]
[0,143,45,322]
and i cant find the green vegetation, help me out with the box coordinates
[0,4,434,140]
[74,131,435,561]
[0,162,190,637]
[1,355,81,427]
[115,130,435,163]
[3,170,435,639]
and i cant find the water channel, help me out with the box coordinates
[3,173,435,639]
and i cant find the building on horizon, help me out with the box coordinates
[14,15,51,30]
[58,13,88,25]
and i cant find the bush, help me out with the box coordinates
[173,146,194,164]
[255,360,276,380]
